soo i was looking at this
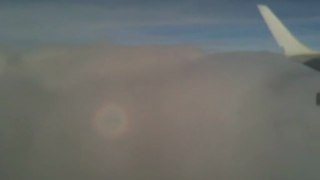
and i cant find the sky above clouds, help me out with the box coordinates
[0,0,320,52]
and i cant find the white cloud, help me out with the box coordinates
[0,42,319,179]
[21,43,203,90]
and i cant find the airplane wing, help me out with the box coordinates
[257,4,320,63]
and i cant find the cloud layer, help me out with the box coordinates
[0,43,319,180]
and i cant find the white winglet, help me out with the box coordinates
[257,4,320,62]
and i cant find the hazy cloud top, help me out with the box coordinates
[0,43,319,179]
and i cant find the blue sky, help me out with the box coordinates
[1,0,320,52]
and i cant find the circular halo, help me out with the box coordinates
[93,104,128,139]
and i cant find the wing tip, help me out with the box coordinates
[257,4,268,10]
[257,3,320,61]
